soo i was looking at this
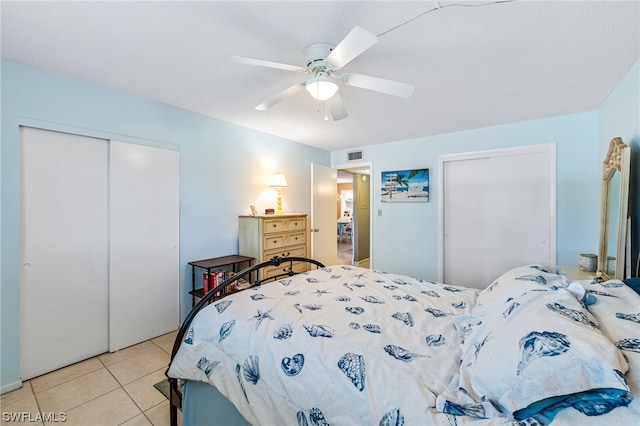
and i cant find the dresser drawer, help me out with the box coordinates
[263,217,306,235]
[263,231,306,251]
[264,245,306,260]
[263,260,309,280]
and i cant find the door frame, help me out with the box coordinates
[333,161,374,268]
[437,144,556,283]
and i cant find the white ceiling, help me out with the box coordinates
[2,1,639,152]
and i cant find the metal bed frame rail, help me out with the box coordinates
[165,256,325,426]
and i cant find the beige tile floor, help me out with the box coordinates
[1,331,182,426]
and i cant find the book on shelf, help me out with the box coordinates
[202,269,229,295]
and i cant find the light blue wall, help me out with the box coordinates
[0,59,329,392]
[332,113,601,280]
[598,57,640,275]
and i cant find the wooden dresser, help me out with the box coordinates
[239,214,309,280]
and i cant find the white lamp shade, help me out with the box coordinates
[270,173,288,188]
[305,74,339,101]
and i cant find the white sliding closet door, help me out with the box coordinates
[21,127,109,380]
[440,144,555,288]
[109,141,180,351]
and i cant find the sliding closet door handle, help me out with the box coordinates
[22,262,32,269]
[310,228,319,232]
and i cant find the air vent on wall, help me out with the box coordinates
[347,150,363,161]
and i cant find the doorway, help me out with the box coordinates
[336,166,371,267]
[337,171,353,264]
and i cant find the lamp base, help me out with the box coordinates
[276,189,284,214]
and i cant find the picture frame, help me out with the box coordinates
[381,168,429,202]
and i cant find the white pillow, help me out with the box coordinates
[437,289,631,422]
[477,264,570,306]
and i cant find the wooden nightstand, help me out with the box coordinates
[558,264,599,281]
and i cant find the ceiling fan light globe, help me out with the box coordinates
[305,78,339,101]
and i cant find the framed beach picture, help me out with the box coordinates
[381,168,429,203]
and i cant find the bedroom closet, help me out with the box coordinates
[439,144,555,288]
[20,127,179,380]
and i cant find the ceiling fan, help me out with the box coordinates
[232,26,415,121]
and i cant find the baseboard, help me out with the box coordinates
[1,380,23,395]
[353,258,370,268]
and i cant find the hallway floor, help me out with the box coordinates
[337,239,353,265]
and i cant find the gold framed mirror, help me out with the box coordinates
[598,137,630,280]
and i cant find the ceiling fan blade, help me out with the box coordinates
[232,55,306,73]
[325,26,378,70]
[255,82,305,111]
[327,93,348,121]
[344,73,415,98]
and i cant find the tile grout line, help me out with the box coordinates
[5,332,178,426]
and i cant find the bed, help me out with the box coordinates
[166,256,640,425]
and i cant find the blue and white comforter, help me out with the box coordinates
[168,265,640,425]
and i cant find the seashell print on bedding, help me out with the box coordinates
[273,324,293,340]
[296,410,308,426]
[242,355,260,385]
[443,286,463,292]
[309,407,329,426]
[349,322,360,330]
[235,364,248,401]
[337,352,366,391]
[314,289,330,297]
[517,331,570,375]
[346,307,364,315]
[421,290,440,298]
[515,275,547,284]
[250,293,271,301]
[503,302,521,318]
[546,302,598,328]
[335,296,351,302]
[383,345,428,362]
[361,295,385,304]
[184,327,194,344]
[392,312,414,327]
[586,289,619,298]
[281,353,304,376]
[615,312,640,324]
[279,279,292,286]
[425,334,445,346]
[304,324,335,338]
[214,300,232,314]
[363,324,381,334]
[452,301,466,309]
[285,290,300,296]
[196,357,220,378]
[379,408,404,426]
[442,401,485,418]
[403,294,417,302]
[615,338,640,353]
[425,308,447,318]
[303,304,323,311]
[218,319,235,342]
